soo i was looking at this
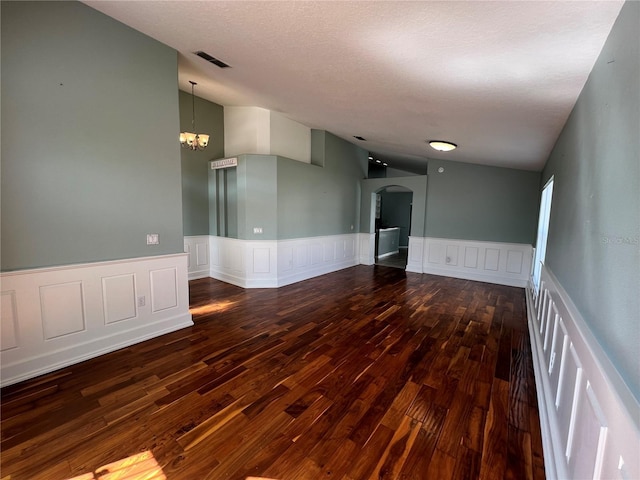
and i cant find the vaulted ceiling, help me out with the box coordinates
[84,1,624,173]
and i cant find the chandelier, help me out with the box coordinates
[180,81,209,150]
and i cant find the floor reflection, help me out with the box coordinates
[375,248,408,269]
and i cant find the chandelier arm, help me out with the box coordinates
[191,81,196,132]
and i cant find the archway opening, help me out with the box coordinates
[373,186,413,269]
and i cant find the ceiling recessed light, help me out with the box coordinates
[429,140,457,152]
[382,163,388,167]
[368,155,373,160]
[375,159,381,164]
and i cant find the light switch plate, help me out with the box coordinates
[146,234,159,245]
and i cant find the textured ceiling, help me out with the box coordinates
[84,1,623,173]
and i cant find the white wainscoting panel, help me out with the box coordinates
[406,236,425,273]
[277,235,358,287]
[40,281,86,340]
[102,274,137,325]
[359,233,376,266]
[464,246,478,268]
[1,291,19,351]
[408,237,533,287]
[150,268,178,312]
[209,234,359,288]
[184,235,211,280]
[0,254,193,387]
[209,237,275,288]
[527,266,639,480]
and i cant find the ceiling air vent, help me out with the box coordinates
[353,136,366,141]
[195,51,231,68]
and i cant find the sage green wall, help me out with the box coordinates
[238,155,278,240]
[180,91,224,236]
[1,1,183,271]
[426,160,540,244]
[276,131,368,239]
[541,1,639,400]
[209,133,366,242]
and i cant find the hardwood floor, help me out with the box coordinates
[375,249,408,269]
[0,266,545,480]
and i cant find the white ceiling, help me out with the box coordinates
[84,1,623,173]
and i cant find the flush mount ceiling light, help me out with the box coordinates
[428,140,457,152]
[180,81,209,151]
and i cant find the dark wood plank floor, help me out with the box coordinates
[0,266,545,480]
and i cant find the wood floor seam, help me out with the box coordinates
[0,266,545,480]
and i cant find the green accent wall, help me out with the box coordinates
[239,155,278,240]
[277,131,368,239]
[541,1,640,400]
[208,132,367,241]
[1,1,184,271]
[426,160,540,244]
[180,91,224,236]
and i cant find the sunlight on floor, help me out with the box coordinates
[189,300,237,316]
[65,451,165,480]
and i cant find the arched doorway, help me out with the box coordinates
[374,186,413,269]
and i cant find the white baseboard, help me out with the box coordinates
[0,254,193,387]
[407,237,532,287]
[527,266,639,480]
[1,314,192,387]
[209,234,359,288]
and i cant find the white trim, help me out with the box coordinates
[406,236,425,273]
[1,314,192,387]
[0,254,193,387]
[0,253,188,276]
[407,237,533,287]
[184,235,211,280]
[209,233,359,288]
[359,233,376,265]
[207,235,532,290]
[527,265,640,480]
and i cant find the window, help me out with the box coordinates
[532,177,554,293]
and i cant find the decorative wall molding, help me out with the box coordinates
[209,234,359,288]
[207,235,531,289]
[277,235,357,287]
[359,233,376,266]
[527,265,639,480]
[0,254,193,387]
[407,237,533,287]
[184,235,211,280]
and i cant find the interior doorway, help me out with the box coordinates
[374,186,413,269]
[532,176,554,293]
